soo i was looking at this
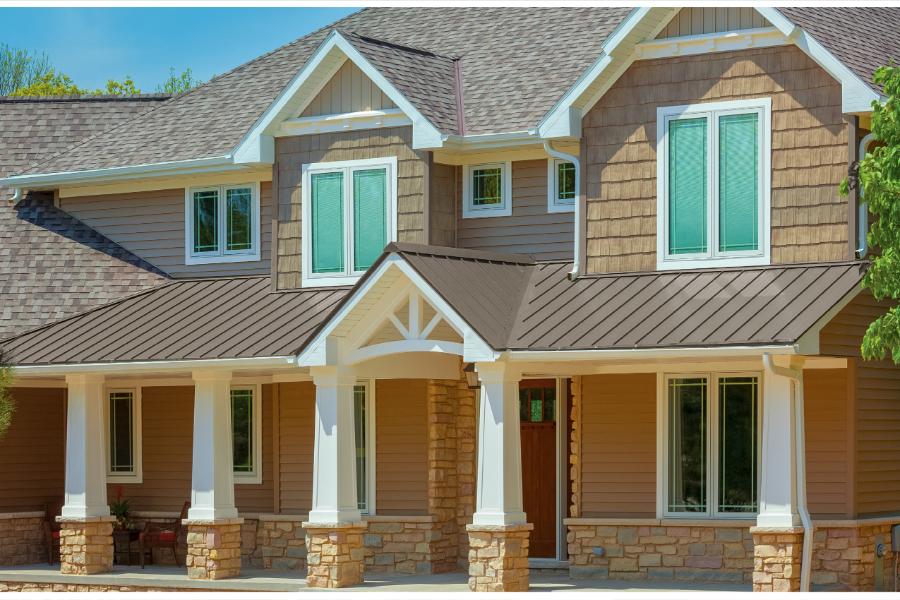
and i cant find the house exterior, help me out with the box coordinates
[1,6,899,593]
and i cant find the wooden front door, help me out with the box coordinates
[519,379,557,558]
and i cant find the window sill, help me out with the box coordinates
[107,474,142,484]
[302,274,362,288]
[186,252,260,266]
[462,207,512,219]
[547,203,575,214]
[234,473,262,485]
[656,254,770,271]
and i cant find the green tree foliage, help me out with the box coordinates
[0,43,52,95]
[857,64,900,362]
[0,356,13,441]
[103,76,141,95]
[156,67,202,95]
[9,69,84,96]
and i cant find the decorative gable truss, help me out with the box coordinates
[298,254,499,371]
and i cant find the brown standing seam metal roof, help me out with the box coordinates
[2,245,865,367]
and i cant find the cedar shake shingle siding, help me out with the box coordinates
[583,45,848,274]
[274,127,428,290]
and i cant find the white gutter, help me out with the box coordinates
[543,140,582,278]
[11,355,297,376]
[508,344,797,362]
[9,188,24,203]
[762,353,812,593]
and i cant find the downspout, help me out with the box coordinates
[9,188,24,203]
[543,141,581,279]
[762,353,812,592]
[856,133,875,259]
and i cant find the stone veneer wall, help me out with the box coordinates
[567,521,755,584]
[240,516,307,571]
[569,377,582,518]
[812,521,900,591]
[452,377,477,568]
[364,517,439,573]
[0,513,46,565]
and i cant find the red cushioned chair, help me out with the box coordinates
[42,501,64,565]
[138,501,189,568]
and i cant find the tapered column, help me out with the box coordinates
[185,370,242,580]
[468,361,531,592]
[304,365,366,589]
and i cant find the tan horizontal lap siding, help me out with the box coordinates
[804,369,852,518]
[456,160,574,261]
[0,388,65,512]
[275,127,428,290]
[234,384,275,513]
[59,182,274,277]
[821,292,900,517]
[580,374,656,517]
[376,379,428,515]
[277,382,315,515]
[584,45,848,274]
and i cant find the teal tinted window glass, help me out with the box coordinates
[668,118,708,255]
[311,171,344,274]
[354,385,367,512]
[718,113,759,252]
[353,169,387,272]
[557,162,576,201]
[225,187,253,252]
[718,377,758,513]
[472,167,502,206]
[192,189,218,254]
[668,378,707,513]
[109,392,134,473]
[231,389,253,473]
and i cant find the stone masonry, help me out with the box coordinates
[812,521,900,591]
[467,524,532,592]
[569,376,583,519]
[241,517,307,571]
[751,527,804,592]
[567,521,754,584]
[454,375,477,569]
[304,522,366,588]
[364,517,439,573]
[0,513,46,565]
[57,516,115,575]
[427,379,462,573]
[184,519,243,580]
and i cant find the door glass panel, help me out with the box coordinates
[668,117,708,255]
[668,378,707,512]
[354,385,367,513]
[718,376,758,513]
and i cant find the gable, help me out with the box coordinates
[656,8,770,39]
[301,60,397,117]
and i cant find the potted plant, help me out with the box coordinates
[110,486,135,565]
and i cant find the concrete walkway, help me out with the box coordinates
[0,564,751,592]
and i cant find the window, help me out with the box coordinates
[657,99,770,269]
[353,381,375,514]
[463,162,512,218]
[519,381,556,423]
[106,389,142,483]
[547,159,577,213]
[185,183,260,265]
[302,157,397,287]
[662,374,759,517]
[232,386,262,484]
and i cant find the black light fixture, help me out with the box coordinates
[463,363,479,389]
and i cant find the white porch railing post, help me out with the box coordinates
[757,368,800,528]
[472,361,526,526]
[188,370,238,521]
[62,374,109,519]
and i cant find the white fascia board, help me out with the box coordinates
[507,345,798,362]
[11,356,297,377]
[0,155,234,190]
[232,30,444,162]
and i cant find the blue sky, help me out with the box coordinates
[0,7,359,91]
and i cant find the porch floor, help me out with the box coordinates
[0,564,752,592]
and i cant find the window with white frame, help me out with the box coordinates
[353,382,375,514]
[463,162,512,218]
[106,389,142,483]
[547,159,576,213]
[663,374,759,517]
[185,183,260,264]
[232,386,262,484]
[302,157,397,287]
[657,98,770,269]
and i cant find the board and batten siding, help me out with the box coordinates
[301,60,397,117]
[376,379,429,515]
[656,7,769,38]
[0,388,65,512]
[820,292,900,517]
[455,159,574,261]
[59,183,274,278]
[277,381,316,515]
[583,45,848,274]
[275,127,428,290]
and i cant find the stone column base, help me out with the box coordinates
[56,516,115,575]
[751,526,804,592]
[303,521,367,588]
[184,518,244,580]
[467,523,533,592]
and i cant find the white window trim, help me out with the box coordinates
[356,379,377,516]
[184,181,261,265]
[462,161,513,218]
[301,156,398,288]
[547,159,577,214]
[105,387,142,484]
[232,384,263,485]
[656,98,771,270]
[656,371,762,520]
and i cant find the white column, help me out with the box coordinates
[62,374,110,519]
[308,366,361,524]
[472,361,526,526]
[188,370,238,521]
[757,368,801,528]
